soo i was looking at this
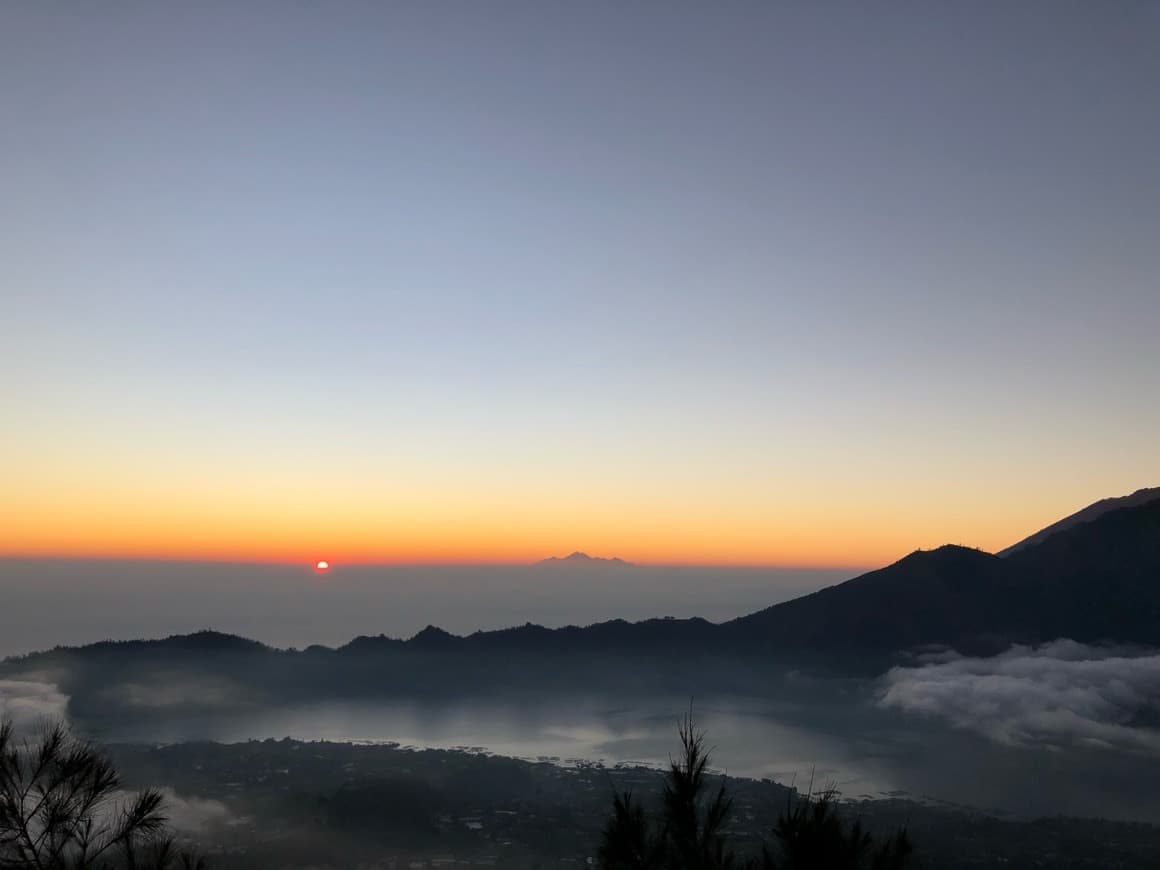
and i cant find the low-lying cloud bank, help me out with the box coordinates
[124,788,233,833]
[0,679,69,729]
[878,639,1160,753]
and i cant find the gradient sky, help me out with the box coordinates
[2,2,1158,567]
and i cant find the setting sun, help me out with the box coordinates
[315,560,330,572]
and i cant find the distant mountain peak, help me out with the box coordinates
[536,551,633,567]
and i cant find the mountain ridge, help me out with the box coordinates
[998,486,1160,557]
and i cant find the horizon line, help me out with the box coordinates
[0,552,880,571]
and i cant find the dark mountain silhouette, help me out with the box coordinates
[536,551,633,566]
[332,616,718,657]
[2,629,271,664]
[723,545,1014,654]
[998,486,1160,557]
[1002,494,1160,642]
[728,497,1160,653]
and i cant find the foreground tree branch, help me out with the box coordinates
[0,719,205,870]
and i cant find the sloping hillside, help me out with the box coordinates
[999,487,1160,556]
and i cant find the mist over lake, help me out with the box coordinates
[63,690,1160,825]
[0,560,853,658]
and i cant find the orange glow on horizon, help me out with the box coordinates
[0,524,1030,568]
[0,464,1139,571]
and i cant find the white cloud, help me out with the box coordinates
[877,640,1160,753]
[151,788,233,832]
[95,788,233,835]
[0,679,69,729]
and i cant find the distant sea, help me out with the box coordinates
[0,560,855,658]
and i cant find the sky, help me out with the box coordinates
[2,2,1158,568]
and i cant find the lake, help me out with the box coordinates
[79,690,1160,825]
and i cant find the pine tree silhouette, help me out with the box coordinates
[597,715,911,870]
[0,719,206,870]
[761,782,911,870]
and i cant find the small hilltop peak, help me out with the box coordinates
[408,625,461,647]
[536,551,633,567]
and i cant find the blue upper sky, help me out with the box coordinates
[2,2,1158,565]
